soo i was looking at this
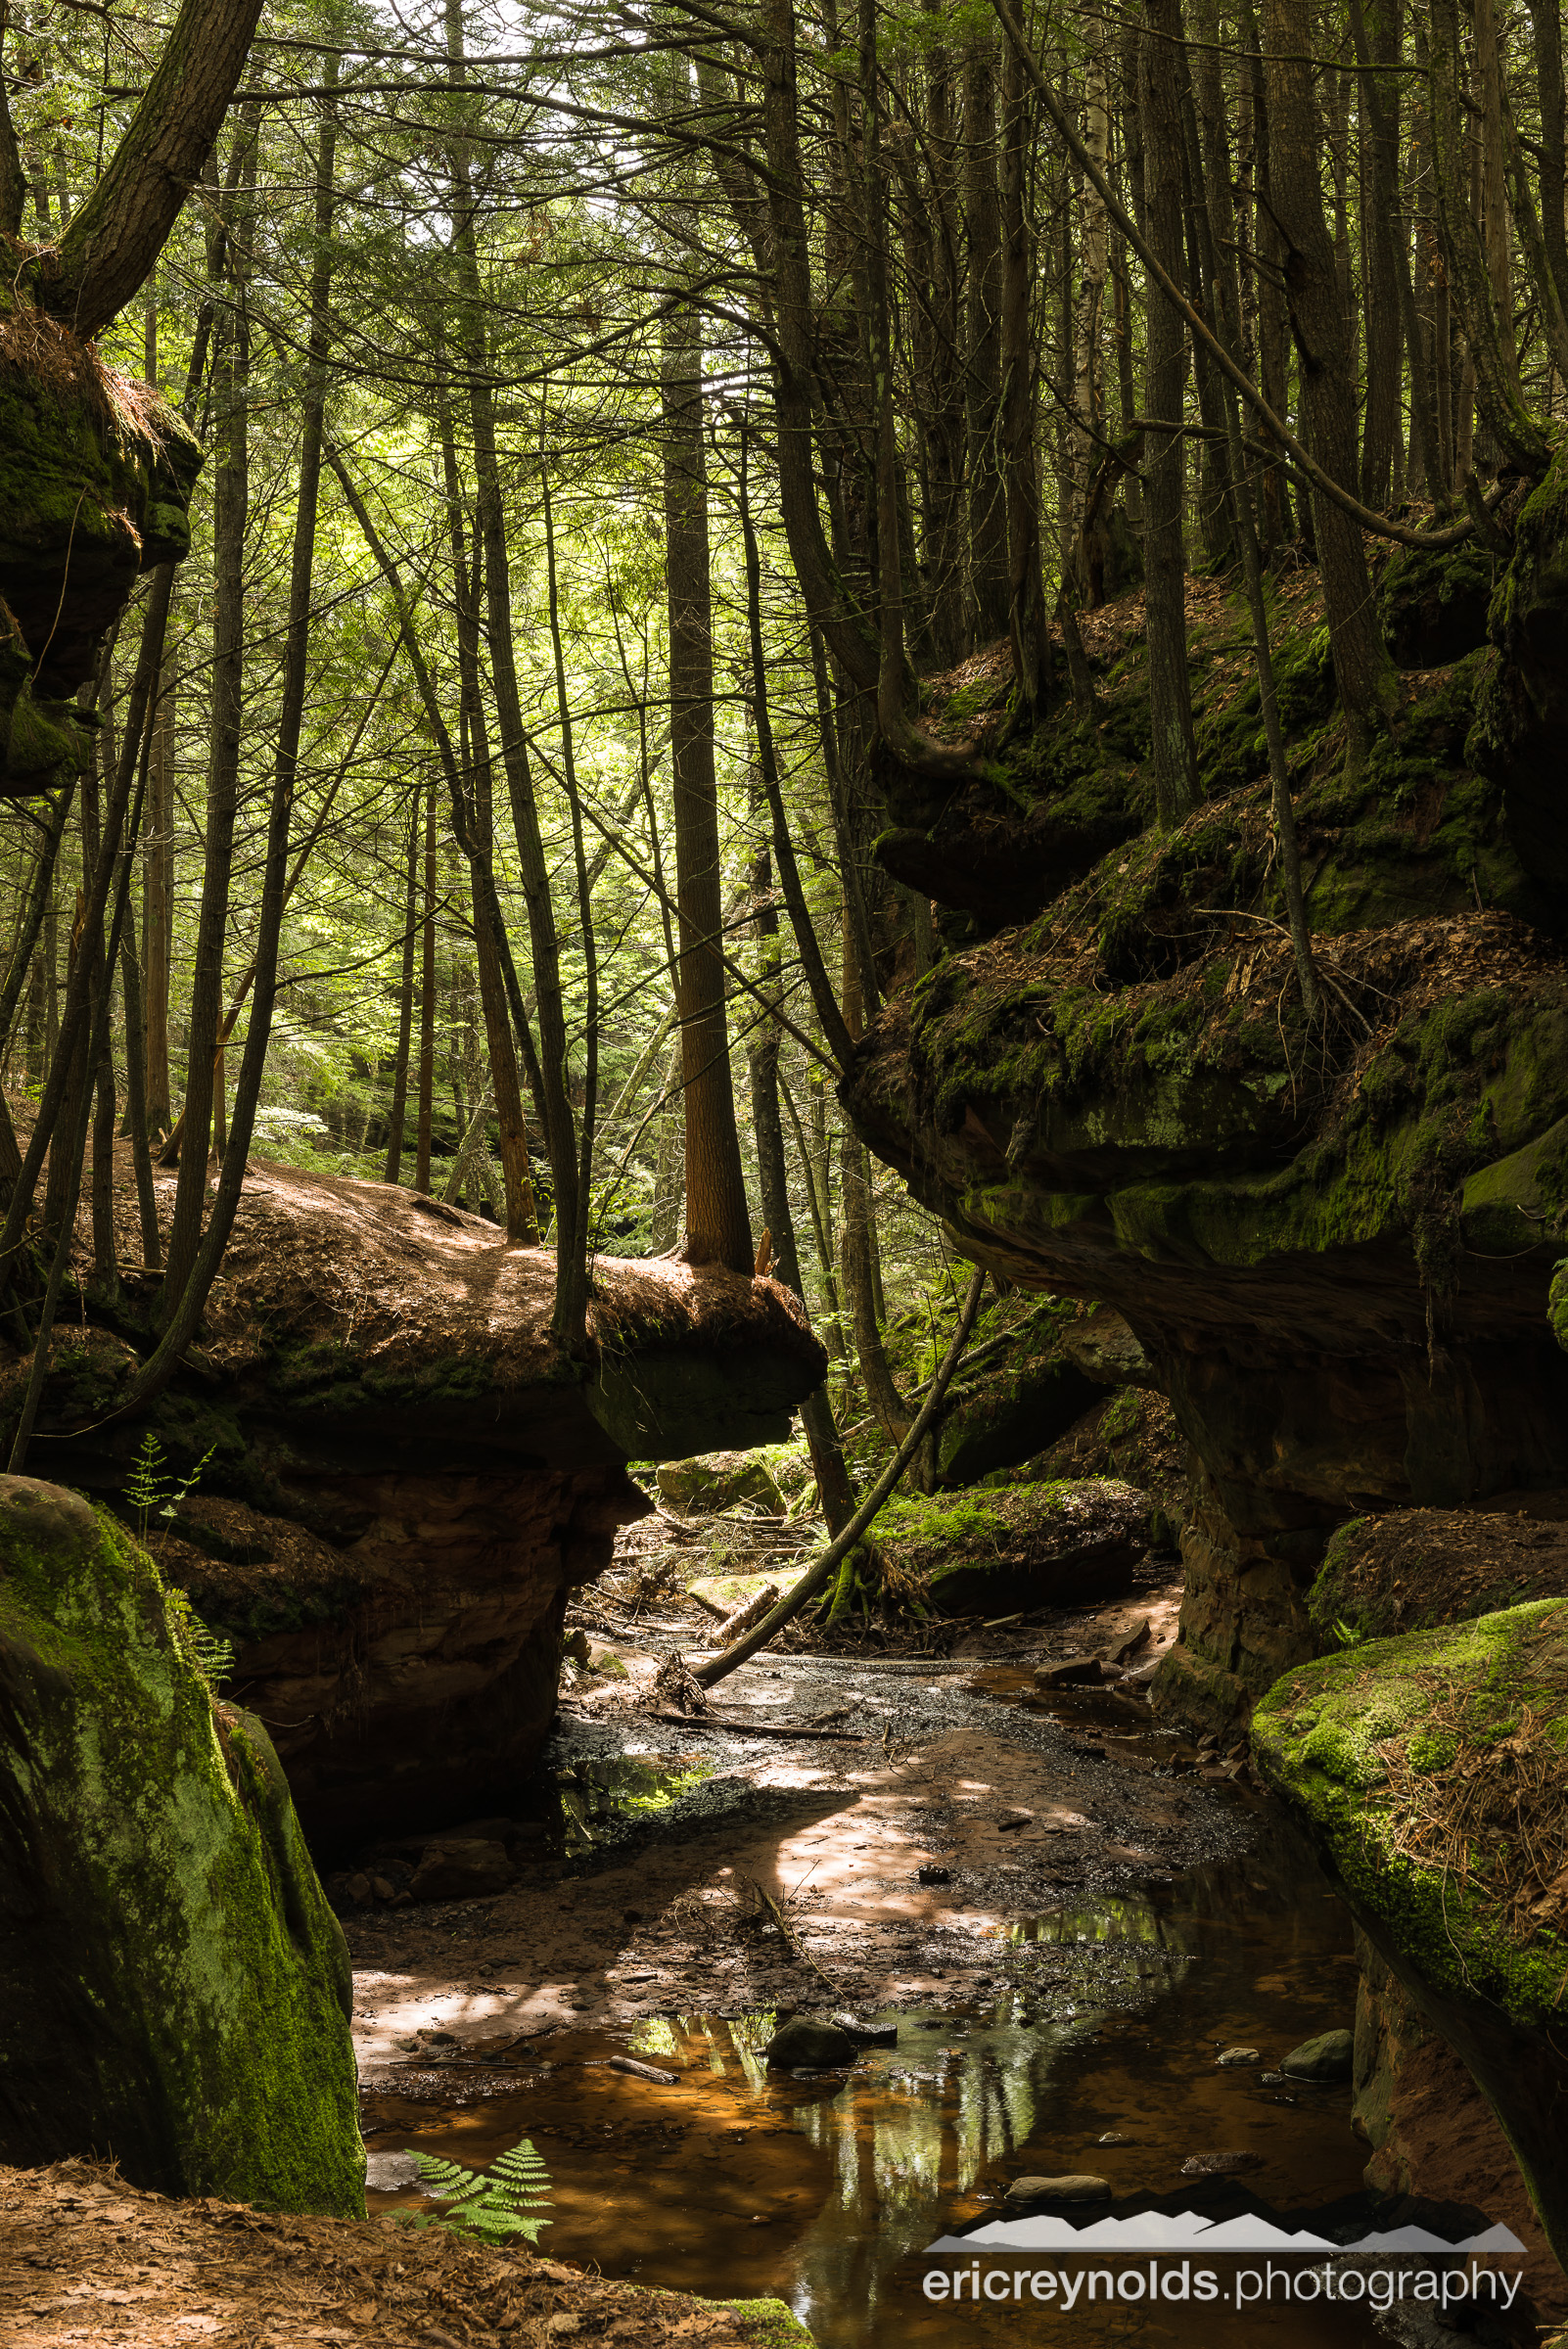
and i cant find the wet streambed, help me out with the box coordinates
[363,1821,1388,2347]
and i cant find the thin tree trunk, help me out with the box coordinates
[965,35,1010,645]
[141,636,174,1136]
[1138,0,1198,824]
[385,792,419,1184]
[415,780,437,1196]
[1001,37,1050,713]
[1263,0,1394,772]
[161,113,256,1313]
[663,299,752,1273]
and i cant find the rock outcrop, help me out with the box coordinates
[843,500,1568,1732]
[1252,1601,1568,2272]
[0,308,200,791]
[0,1477,363,2206]
[6,1161,826,1844]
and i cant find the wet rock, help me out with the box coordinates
[1281,2028,1354,2083]
[761,2018,858,2068]
[916,1865,951,1885]
[1254,1604,1568,2269]
[1216,2046,1260,2068]
[657,1452,785,1514]
[346,1872,372,1905]
[0,1477,361,2211]
[1180,2152,1264,2177]
[365,2151,421,2191]
[1035,1658,1103,1687]
[831,2013,899,2047]
[408,1839,516,1902]
[1004,2175,1112,2206]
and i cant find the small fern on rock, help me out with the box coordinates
[394,2140,553,2244]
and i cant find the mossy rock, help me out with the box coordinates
[1380,539,1495,668]
[875,1477,1146,1614]
[1309,1506,1568,1646]
[0,1475,364,2213]
[656,1452,785,1515]
[1252,1601,1568,2267]
[936,1338,1097,1488]
[687,1570,780,1619]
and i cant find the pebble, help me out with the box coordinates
[1180,2151,1265,2177]
[1216,2046,1260,2067]
[364,2151,421,2191]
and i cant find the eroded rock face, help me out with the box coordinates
[10,1164,827,1844]
[1352,1929,1564,2315]
[0,314,199,792]
[1252,1603,1568,2271]
[0,1478,362,2208]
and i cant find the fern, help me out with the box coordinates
[124,1433,216,1548]
[164,1589,238,1694]
[393,2139,553,2245]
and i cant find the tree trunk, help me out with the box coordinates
[1138,0,1198,824]
[161,115,255,1311]
[1263,0,1394,771]
[415,780,437,1196]
[662,303,752,1273]
[964,36,1009,646]
[141,637,174,1136]
[385,793,419,1184]
[36,0,265,336]
[1000,39,1051,713]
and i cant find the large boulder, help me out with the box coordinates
[1252,1600,1568,2270]
[0,1477,362,2211]
[657,1451,785,1514]
[934,1302,1098,1487]
[0,1164,826,1844]
[873,1477,1146,1615]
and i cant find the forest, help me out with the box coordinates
[6,0,1568,2336]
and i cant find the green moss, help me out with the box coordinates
[1253,1600,1568,2030]
[0,1479,363,2211]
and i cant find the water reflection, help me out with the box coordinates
[366,1826,1386,2346]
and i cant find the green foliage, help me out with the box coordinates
[163,1589,238,1694]
[125,1431,215,1546]
[395,2139,553,2244]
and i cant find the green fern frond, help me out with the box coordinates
[397,2139,553,2244]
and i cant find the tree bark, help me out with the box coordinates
[964,35,1010,645]
[415,780,437,1196]
[37,0,264,336]
[1138,0,1198,824]
[1263,0,1393,771]
[141,634,174,1137]
[384,793,419,1185]
[1001,38,1050,714]
[663,301,752,1274]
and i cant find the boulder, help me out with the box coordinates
[1310,1505,1568,1647]
[0,1162,826,1845]
[1253,1600,1568,2270]
[0,1477,363,2212]
[934,1306,1099,1486]
[408,1838,517,1902]
[1059,1309,1158,1390]
[761,2017,858,2068]
[657,1452,786,1514]
[875,1479,1146,1615]
[1280,2029,1354,2082]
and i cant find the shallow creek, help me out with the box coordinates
[362,1815,1389,2347]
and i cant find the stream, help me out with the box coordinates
[358,1660,1411,2349]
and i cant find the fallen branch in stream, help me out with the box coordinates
[694,1266,988,1689]
[638,1707,867,1740]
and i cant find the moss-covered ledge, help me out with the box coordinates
[1253,1603,1568,2268]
